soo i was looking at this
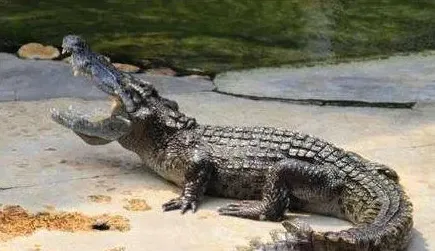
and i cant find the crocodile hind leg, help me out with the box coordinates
[218,159,344,222]
[218,159,312,221]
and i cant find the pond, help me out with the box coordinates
[1,0,435,72]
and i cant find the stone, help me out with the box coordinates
[112,63,141,73]
[185,74,211,80]
[214,54,435,105]
[185,68,207,75]
[17,43,60,60]
[145,67,177,76]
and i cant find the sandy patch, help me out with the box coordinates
[123,199,151,212]
[0,205,129,242]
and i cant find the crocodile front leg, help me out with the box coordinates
[162,150,213,213]
[50,108,132,142]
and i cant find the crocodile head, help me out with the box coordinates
[61,35,126,102]
[51,35,191,145]
[62,34,89,54]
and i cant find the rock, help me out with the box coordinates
[112,63,141,73]
[145,67,177,76]
[17,43,60,60]
[182,68,210,76]
[214,54,435,105]
[185,74,211,80]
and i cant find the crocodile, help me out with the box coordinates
[51,35,413,251]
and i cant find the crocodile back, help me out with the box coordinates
[198,125,344,163]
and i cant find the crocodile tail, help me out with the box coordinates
[254,187,413,251]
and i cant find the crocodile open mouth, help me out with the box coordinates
[50,34,133,142]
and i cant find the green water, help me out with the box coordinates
[1,0,435,72]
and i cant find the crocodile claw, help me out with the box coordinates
[218,200,283,221]
[218,201,262,219]
[162,196,198,214]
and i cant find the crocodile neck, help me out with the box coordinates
[116,102,199,183]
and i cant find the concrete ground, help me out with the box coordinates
[0,53,434,250]
[214,52,435,104]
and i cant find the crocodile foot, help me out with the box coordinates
[218,201,284,221]
[162,196,198,214]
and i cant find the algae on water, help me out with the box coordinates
[1,1,435,72]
